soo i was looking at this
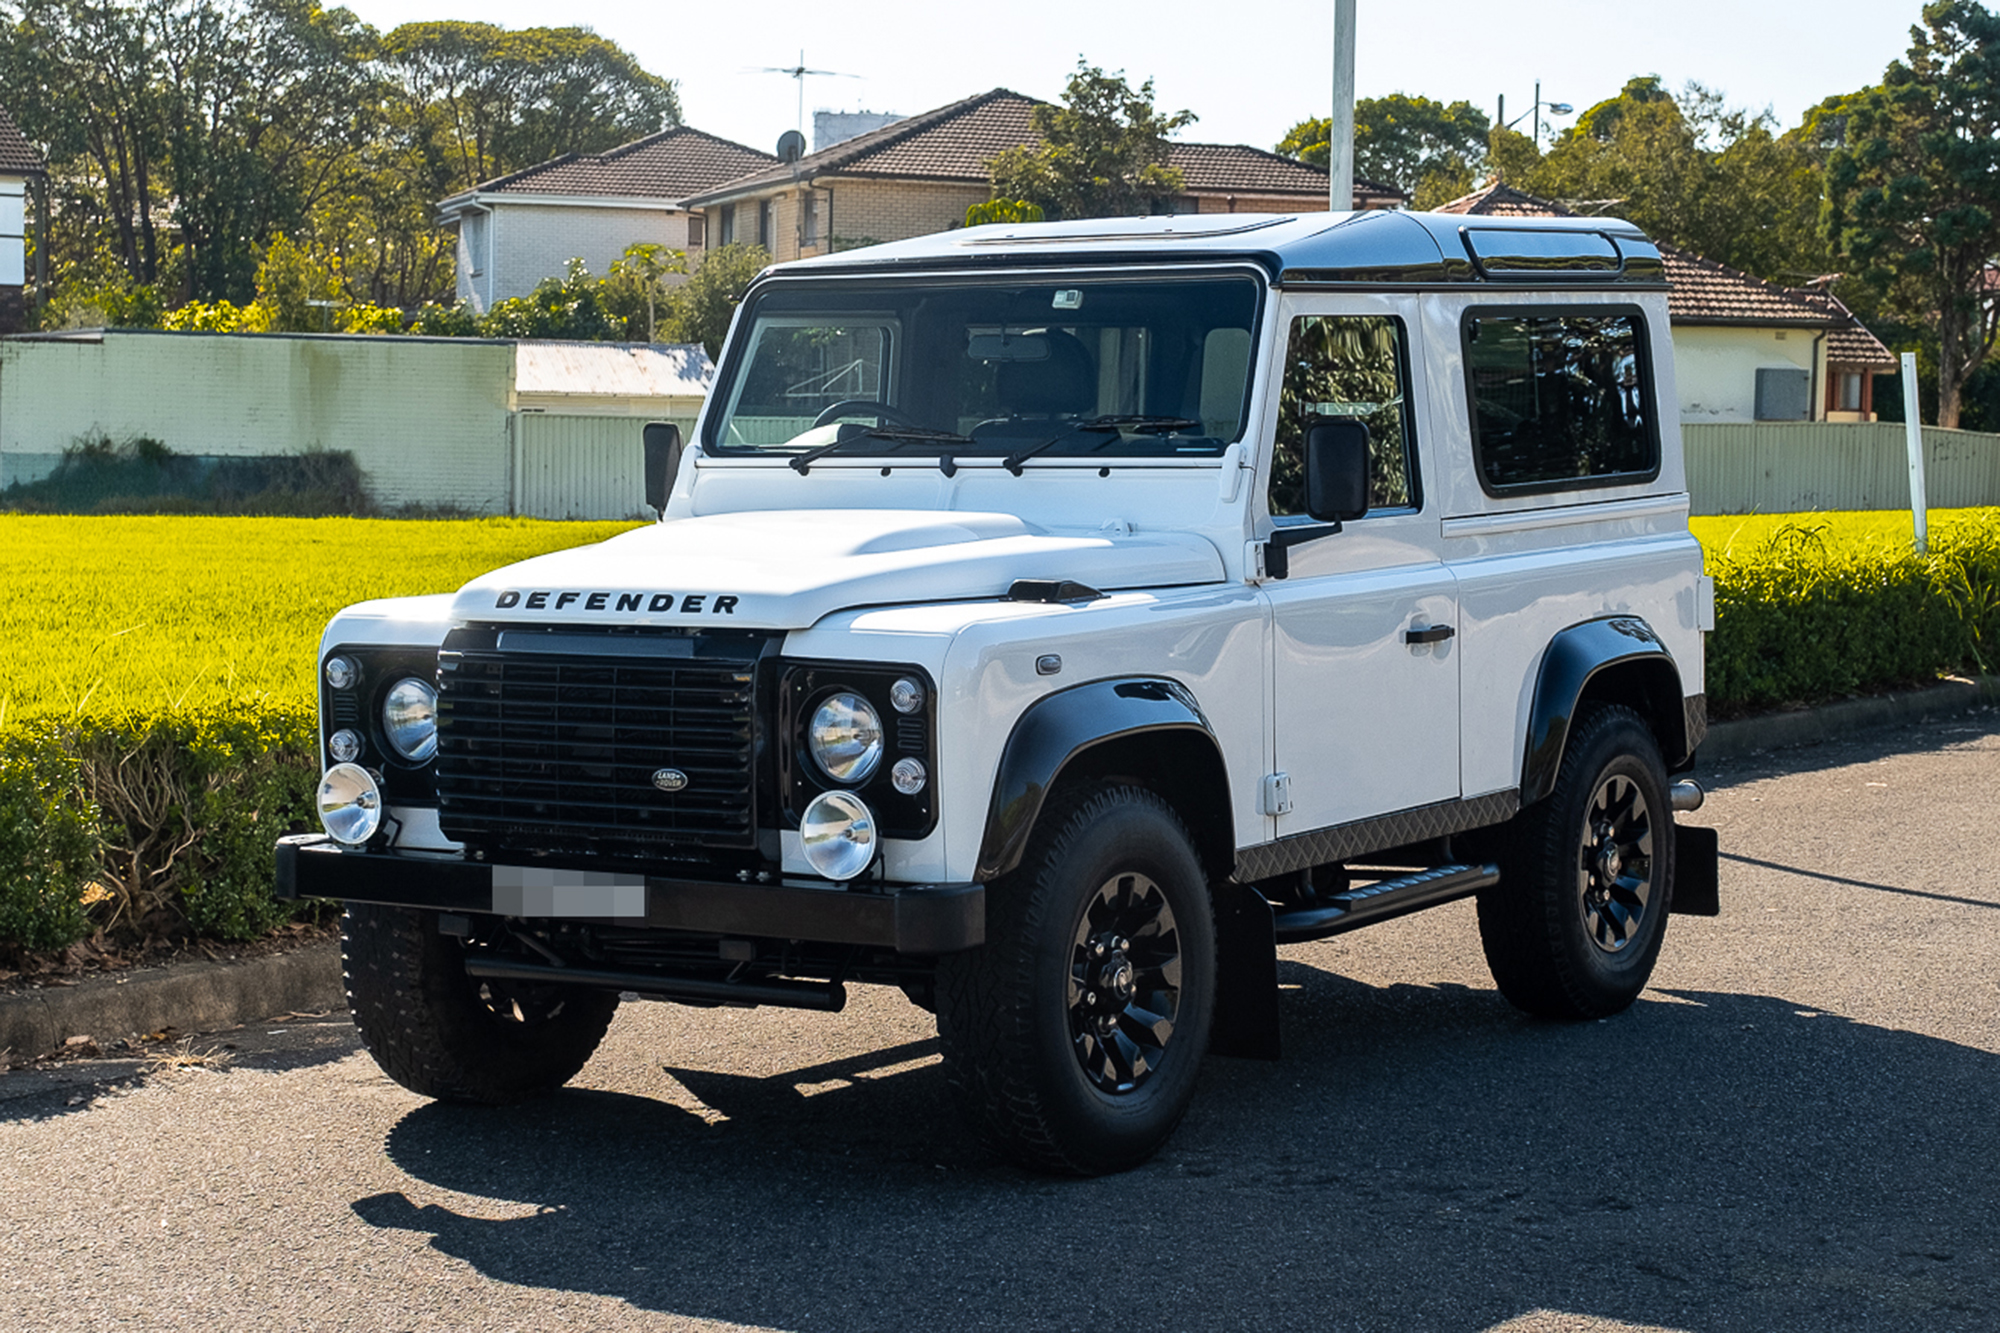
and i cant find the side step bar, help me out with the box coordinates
[464,958,847,1012]
[1271,863,1500,944]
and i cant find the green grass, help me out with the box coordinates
[1690,507,1998,560]
[0,515,642,720]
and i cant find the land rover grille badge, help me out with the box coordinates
[651,768,689,793]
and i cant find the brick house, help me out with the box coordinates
[679,88,1406,264]
[436,127,776,313]
[0,105,46,334]
[1437,181,1897,424]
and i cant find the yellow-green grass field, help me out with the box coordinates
[3,508,1993,722]
[0,515,641,720]
[1690,506,1998,559]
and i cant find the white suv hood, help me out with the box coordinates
[450,509,1223,629]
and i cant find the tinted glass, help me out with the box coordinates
[1465,310,1657,491]
[1270,315,1417,517]
[708,276,1261,460]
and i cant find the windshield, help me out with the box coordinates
[704,274,1262,461]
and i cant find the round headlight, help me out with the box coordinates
[327,728,362,764]
[324,655,358,691]
[808,691,883,784]
[317,763,382,846]
[800,790,877,881]
[889,677,925,714]
[382,677,438,762]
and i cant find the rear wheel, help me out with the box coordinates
[1477,703,1675,1019]
[936,784,1215,1175]
[342,903,618,1103]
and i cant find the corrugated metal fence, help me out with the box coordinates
[1685,422,2000,515]
[513,412,697,520]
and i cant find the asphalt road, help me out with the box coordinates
[3,711,1996,1333]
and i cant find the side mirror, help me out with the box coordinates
[1304,420,1370,523]
[642,422,683,517]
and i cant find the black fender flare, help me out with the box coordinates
[976,677,1232,883]
[1522,616,1690,806]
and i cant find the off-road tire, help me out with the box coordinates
[342,903,619,1103]
[1477,703,1675,1019]
[936,784,1216,1175]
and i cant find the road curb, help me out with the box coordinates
[1702,674,2000,763]
[1,940,343,1064]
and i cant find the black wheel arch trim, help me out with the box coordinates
[1522,616,1693,806]
[976,677,1233,883]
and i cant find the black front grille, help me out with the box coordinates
[436,629,768,856]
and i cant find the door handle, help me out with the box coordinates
[1404,624,1455,645]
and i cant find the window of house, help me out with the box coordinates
[1270,314,1418,518]
[1835,370,1864,412]
[759,200,773,248]
[1463,307,1659,494]
[718,204,735,246]
[463,213,487,277]
[802,192,819,245]
[686,215,706,250]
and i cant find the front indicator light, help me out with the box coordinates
[800,790,877,881]
[327,728,362,764]
[318,762,383,846]
[890,757,927,795]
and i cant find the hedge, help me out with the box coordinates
[0,705,322,963]
[3,519,1996,957]
[1706,518,1999,713]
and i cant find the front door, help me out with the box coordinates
[1262,299,1460,834]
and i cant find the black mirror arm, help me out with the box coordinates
[1262,520,1343,580]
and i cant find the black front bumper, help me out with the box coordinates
[274,835,985,954]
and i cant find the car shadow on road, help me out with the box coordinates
[351,967,2000,1332]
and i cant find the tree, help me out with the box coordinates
[662,243,767,359]
[986,62,1192,220]
[1825,0,2000,428]
[1278,94,1489,199]
[599,241,685,342]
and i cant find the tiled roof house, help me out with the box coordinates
[1438,181,1897,422]
[437,126,777,312]
[681,89,1406,264]
[0,104,45,333]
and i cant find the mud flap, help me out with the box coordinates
[1673,824,1720,916]
[1210,880,1281,1059]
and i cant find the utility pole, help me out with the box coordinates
[1329,0,1356,211]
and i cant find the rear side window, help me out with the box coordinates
[1463,307,1659,494]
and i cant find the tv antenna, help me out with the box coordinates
[749,51,860,138]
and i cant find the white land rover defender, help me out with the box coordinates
[278,210,1721,1175]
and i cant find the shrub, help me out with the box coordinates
[2,437,371,516]
[1705,518,2000,713]
[0,726,98,955]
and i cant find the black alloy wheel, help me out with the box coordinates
[1069,872,1183,1094]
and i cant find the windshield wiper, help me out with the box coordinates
[790,423,973,474]
[1001,415,1204,476]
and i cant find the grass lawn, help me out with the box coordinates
[1690,506,1998,559]
[0,515,641,719]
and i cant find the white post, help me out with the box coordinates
[1329,0,1356,212]
[1901,351,1927,553]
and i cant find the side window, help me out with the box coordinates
[1270,315,1418,518]
[1464,308,1659,493]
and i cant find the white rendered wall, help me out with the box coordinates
[1672,326,1823,423]
[458,202,693,312]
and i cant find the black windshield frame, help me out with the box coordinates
[701,268,1268,461]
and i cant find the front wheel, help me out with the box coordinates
[342,903,619,1104]
[1477,703,1676,1019]
[936,784,1216,1175]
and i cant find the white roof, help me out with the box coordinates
[513,341,713,399]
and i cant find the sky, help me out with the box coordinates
[339,0,1928,160]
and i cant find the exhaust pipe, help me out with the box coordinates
[1670,780,1705,814]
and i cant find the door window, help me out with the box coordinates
[1270,315,1418,518]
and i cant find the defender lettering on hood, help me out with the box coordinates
[491,590,740,615]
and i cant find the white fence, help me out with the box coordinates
[513,412,697,521]
[1685,422,2000,515]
